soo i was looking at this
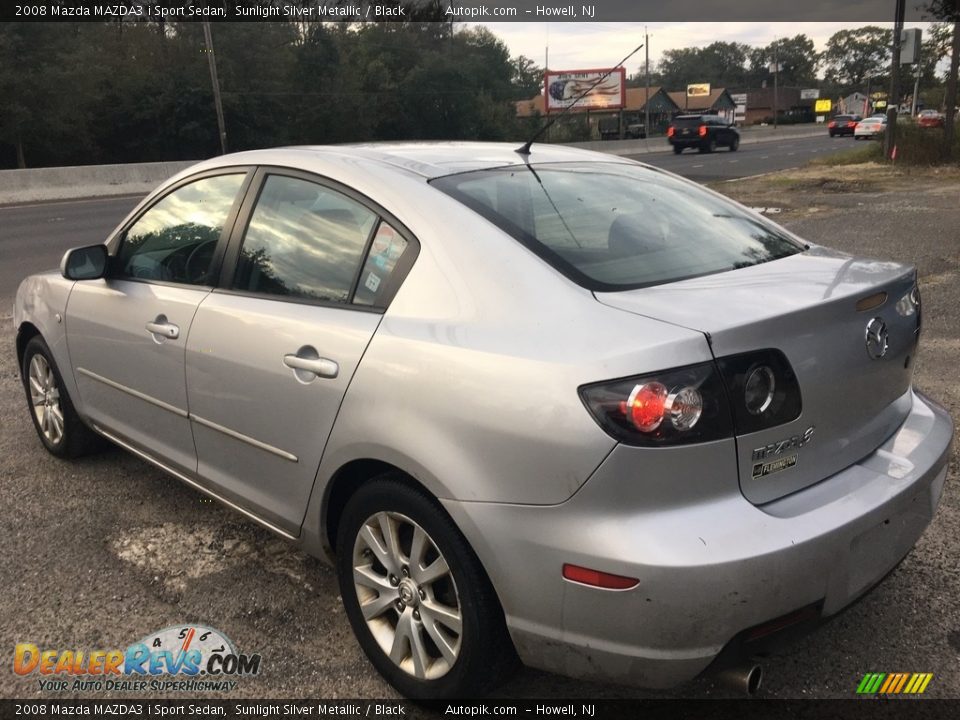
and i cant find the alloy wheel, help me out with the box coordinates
[352,511,462,680]
[28,354,64,446]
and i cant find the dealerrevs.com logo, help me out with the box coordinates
[14,625,262,693]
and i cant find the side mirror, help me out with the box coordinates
[60,244,109,281]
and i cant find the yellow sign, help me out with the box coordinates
[687,83,711,97]
[815,99,832,113]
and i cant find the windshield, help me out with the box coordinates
[430,162,804,291]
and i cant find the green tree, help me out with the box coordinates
[748,35,819,87]
[822,26,892,89]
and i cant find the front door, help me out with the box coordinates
[66,171,249,474]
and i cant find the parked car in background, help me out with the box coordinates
[15,143,951,699]
[854,115,887,140]
[625,122,647,139]
[828,114,860,137]
[667,114,739,153]
[917,109,945,129]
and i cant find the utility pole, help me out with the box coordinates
[644,26,651,140]
[773,39,780,129]
[885,0,906,158]
[203,21,228,155]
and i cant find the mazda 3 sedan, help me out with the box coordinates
[15,143,953,698]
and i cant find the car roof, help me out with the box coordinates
[184,142,629,181]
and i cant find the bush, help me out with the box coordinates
[888,122,960,165]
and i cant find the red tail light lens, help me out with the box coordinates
[698,125,707,137]
[623,382,668,432]
[828,121,836,128]
[667,126,675,138]
[580,362,733,446]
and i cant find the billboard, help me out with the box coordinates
[730,93,747,122]
[815,99,832,113]
[800,88,821,100]
[687,83,711,97]
[544,68,626,112]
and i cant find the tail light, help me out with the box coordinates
[828,121,836,128]
[698,125,707,137]
[715,350,802,434]
[667,126,675,138]
[579,362,733,447]
[581,351,804,445]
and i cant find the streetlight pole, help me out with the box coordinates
[203,21,228,155]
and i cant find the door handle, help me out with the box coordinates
[145,318,179,340]
[283,353,339,379]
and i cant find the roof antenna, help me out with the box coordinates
[515,43,644,156]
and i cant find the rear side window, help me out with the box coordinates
[672,116,703,129]
[233,175,377,303]
[431,162,803,291]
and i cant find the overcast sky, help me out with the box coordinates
[474,21,928,74]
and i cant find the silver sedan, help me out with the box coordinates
[14,143,953,698]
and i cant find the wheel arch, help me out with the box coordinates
[321,458,436,557]
[16,322,42,371]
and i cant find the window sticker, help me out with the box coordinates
[364,272,381,293]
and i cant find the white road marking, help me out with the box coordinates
[693,164,704,168]
[729,159,739,163]
[761,155,769,159]
[787,152,796,156]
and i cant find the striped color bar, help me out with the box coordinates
[856,672,933,694]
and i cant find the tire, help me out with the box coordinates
[829,131,836,137]
[673,145,683,154]
[21,335,103,458]
[729,136,740,152]
[336,476,517,699]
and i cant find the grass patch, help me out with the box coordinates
[811,142,883,166]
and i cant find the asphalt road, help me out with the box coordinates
[1,155,957,703]
[630,132,857,182]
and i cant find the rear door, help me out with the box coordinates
[66,170,250,473]
[185,169,418,534]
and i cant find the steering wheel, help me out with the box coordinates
[184,239,218,284]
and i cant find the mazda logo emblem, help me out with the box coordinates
[865,317,889,359]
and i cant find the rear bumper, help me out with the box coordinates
[442,390,953,688]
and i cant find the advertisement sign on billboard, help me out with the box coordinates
[800,88,821,100]
[544,68,626,112]
[730,93,747,122]
[814,99,832,113]
[687,83,711,97]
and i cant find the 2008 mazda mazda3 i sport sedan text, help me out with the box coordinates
[14,143,953,698]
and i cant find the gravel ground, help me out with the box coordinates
[1,165,957,702]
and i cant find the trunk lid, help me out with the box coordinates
[595,247,920,504]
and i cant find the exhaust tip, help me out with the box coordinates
[716,663,763,695]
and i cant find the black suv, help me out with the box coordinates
[667,114,740,154]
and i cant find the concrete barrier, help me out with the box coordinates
[0,160,198,205]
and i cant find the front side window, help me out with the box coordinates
[431,162,803,291]
[116,173,245,285]
[232,175,377,303]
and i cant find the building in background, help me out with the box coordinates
[666,88,737,122]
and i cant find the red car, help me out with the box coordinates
[917,110,944,128]
[828,114,860,137]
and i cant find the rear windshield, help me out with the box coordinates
[835,115,854,121]
[430,162,804,291]
[672,116,704,128]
